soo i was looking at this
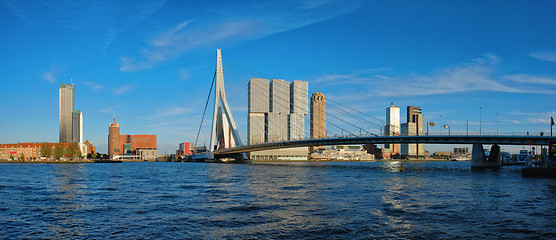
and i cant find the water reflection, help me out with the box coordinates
[47,164,89,238]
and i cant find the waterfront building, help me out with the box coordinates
[311,145,374,161]
[108,119,121,156]
[178,142,192,155]
[84,140,96,154]
[248,78,309,160]
[72,110,83,144]
[289,80,308,140]
[401,106,426,158]
[383,103,400,158]
[0,142,80,160]
[108,119,157,160]
[248,78,269,145]
[310,92,326,154]
[59,83,75,143]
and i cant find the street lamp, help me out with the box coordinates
[480,107,483,135]
[496,112,499,135]
[443,124,451,135]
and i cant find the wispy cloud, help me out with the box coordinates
[503,74,556,86]
[4,0,167,47]
[120,1,361,72]
[83,81,105,90]
[139,106,191,120]
[507,111,556,125]
[42,72,56,84]
[530,51,556,62]
[311,54,556,98]
[113,84,134,95]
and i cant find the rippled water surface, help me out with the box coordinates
[0,161,555,239]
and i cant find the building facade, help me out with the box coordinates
[108,119,121,156]
[108,119,157,159]
[248,78,269,145]
[72,110,83,144]
[84,140,96,155]
[310,92,326,154]
[0,142,81,160]
[383,103,400,158]
[401,106,426,158]
[59,83,75,143]
[248,78,309,161]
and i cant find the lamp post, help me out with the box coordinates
[480,107,482,135]
[439,114,442,135]
[496,112,499,135]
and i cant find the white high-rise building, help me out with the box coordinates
[72,110,83,144]
[384,103,400,157]
[59,83,75,143]
[248,78,269,145]
[248,78,309,160]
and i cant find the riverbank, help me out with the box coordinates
[0,160,95,163]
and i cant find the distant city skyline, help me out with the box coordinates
[1,1,555,154]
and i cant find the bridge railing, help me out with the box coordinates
[243,131,547,147]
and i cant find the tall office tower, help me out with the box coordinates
[248,78,269,145]
[310,92,326,139]
[108,119,121,156]
[59,83,75,143]
[72,110,83,144]
[407,106,421,123]
[268,79,290,142]
[289,80,308,140]
[402,106,426,158]
[310,92,326,153]
[270,79,290,113]
[384,102,400,157]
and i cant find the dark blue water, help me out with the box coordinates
[0,161,554,239]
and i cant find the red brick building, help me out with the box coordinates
[108,119,157,159]
[84,140,96,154]
[0,143,75,160]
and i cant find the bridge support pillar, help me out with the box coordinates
[471,143,502,169]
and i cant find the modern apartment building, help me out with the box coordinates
[108,119,157,159]
[401,106,426,158]
[384,103,400,158]
[59,83,75,143]
[247,78,309,161]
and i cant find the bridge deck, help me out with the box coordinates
[214,135,556,155]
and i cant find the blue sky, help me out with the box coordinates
[1,0,555,154]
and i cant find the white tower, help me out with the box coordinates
[209,49,243,156]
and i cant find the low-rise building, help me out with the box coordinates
[311,145,374,161]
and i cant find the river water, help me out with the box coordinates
[0,161,554,239]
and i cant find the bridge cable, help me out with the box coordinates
[194,72,217,148]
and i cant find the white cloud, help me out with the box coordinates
[503,74,556,86]
[507,111,556,124]
[311,54,556,98]
[42,72,56,83]
[156,107,190,118]
[178,69,190,81]
[83,81,104,90]
[120,1,360,72]
[113,85,134,95]
[4,0,166,47]
[530,51,556,62]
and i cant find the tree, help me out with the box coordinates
[20,153,25,161]
[40,142,52,158]
[9,154,14,160]
[66,142,80,159]
[54,144,65,159]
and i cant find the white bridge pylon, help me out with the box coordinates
[209,49,243,157]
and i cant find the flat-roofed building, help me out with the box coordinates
[59,83,75,143]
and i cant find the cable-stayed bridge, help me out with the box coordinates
[193,49,556,168]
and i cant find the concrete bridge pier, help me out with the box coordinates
[471,143,502,169]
